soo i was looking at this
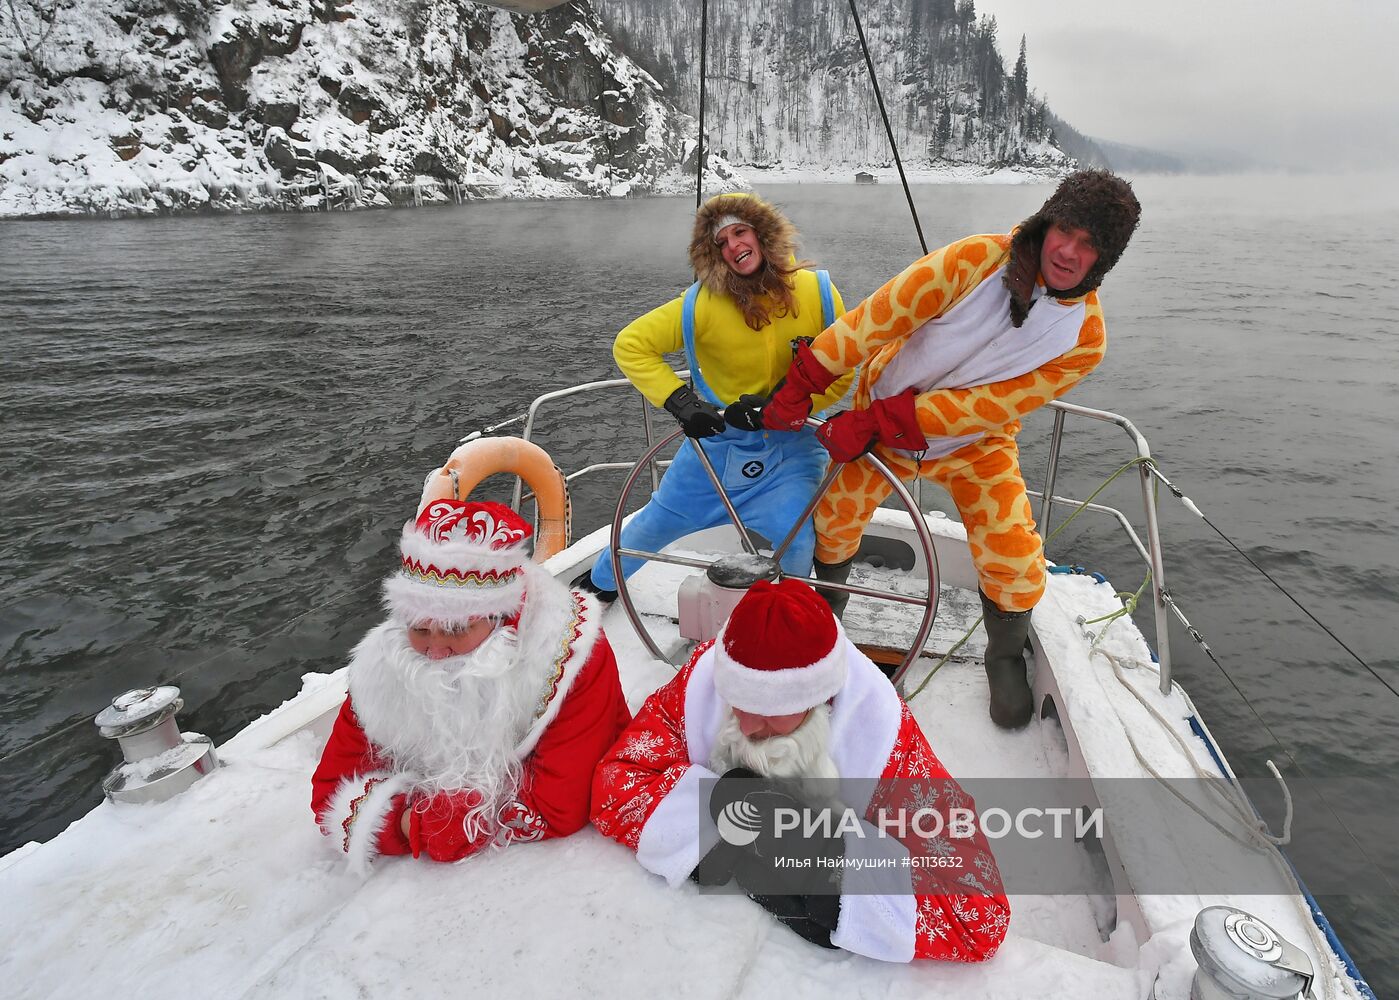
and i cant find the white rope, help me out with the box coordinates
[1091,642,1343,999]
[1094,646,1291,850]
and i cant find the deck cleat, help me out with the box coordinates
[95,685,219,805]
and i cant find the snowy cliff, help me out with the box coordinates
[0,0,1082,218]
[0,0,731,216]
[598,0,1079,175]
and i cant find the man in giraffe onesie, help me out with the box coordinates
[750,170,1141,730]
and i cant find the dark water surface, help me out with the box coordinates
[3,176,1397,989]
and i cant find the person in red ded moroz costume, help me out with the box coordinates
[312,499,630,872]
[591,578,1009,963]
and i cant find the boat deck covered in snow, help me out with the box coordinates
[0,487,1370,998]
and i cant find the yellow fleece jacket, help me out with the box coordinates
[614,269,854,411]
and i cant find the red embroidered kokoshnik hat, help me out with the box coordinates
[383,499,532,628]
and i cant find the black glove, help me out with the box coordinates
[690,840,742,887]
[710,769,844,947]
[710,768,844,880]
[663,385,725,439]
[709,767,799,861]
[750,895,840,949]
[723,393,770,432]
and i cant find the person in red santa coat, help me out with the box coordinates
[312,498,631,872]
[591,578,1010,964]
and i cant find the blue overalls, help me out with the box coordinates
[589,272,837,592]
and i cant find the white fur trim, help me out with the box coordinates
[513,572,604,758]
[635,764,722,887]
[383,572,526,627]
[830,820,918,963]
[822,641,904,786]
[686,639,903,802]
[387,522,529,626]
[712,619,848,717]
[318,770,416,875]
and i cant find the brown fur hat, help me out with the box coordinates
[1004,170,1142,327]
[690,192,801,291]
[688,192,808,330]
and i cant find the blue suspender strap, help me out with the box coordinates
[681,281,725,406]
[812,269,848,418]
[687,271,833,408]
[816,269,835,329]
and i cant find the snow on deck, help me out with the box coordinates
[0,519,1365,1000]
[0,724,1143,999]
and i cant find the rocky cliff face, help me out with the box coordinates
[599,0,1076,174]
[0,0,730,216]
[0,0,1079,218]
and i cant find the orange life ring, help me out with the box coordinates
[418,437,571,562]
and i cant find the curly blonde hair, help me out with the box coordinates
[689,193,813,331]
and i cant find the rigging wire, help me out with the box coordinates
[903,452,1396,897]
[695,0,709,209]
[1146,465,1396,701]
[847,0,928,255]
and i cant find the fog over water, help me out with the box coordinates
[3,173,1397,990]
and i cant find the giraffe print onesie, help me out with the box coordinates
[808,233,1107,613]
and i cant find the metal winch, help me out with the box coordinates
[678,553,781,642]
[1190,906,1315,1000]
[95,686,219,804]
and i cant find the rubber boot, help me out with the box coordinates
[813,556,856,620]
[570,568,617,604]
[978,591,1034,729]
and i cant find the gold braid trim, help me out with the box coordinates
[400,559,522,589]
[529,592,587,726]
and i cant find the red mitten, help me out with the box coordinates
[815,409,879,463]
[869,389,928,452]
[762,343,842,432]
[407,789,492,862]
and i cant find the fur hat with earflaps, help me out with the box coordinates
[1003,170,1142,327]
[688,193,810,330]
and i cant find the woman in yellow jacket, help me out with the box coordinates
[575,193,853,600]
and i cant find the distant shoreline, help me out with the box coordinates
[0,163,1072,222]
[11,163,1359,222]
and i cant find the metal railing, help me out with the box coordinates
[508,372,692,512]
[1030,399,1174,692]
[498,380,1182,692]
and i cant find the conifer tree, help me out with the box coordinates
[1013,35,1028,105]
[934,101,952,158]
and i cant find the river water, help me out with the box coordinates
[3,174,1397,990]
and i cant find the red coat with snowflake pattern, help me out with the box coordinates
[591,640,1010,964]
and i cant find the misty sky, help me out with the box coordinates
[979,0,1399,170]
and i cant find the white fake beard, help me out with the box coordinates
[710,703,841,805]
[372,625,541,839]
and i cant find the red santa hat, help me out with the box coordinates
[713,579,848,716]
[383,499,532,628]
